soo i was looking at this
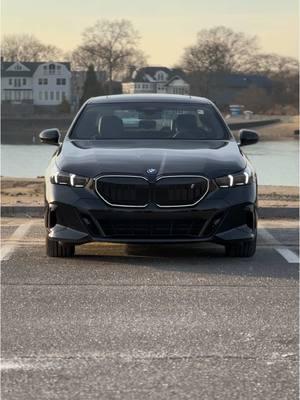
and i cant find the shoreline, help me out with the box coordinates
[1,115,299,144]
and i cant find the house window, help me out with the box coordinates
[57,65,62,75]
[39,78,48,85]
[44,91,48,100]
[5,91,12,100]
[57,78,66,85]
[14,64,22,71]
[44,78,48,85]
[9,79,12,85]
[56,91,60,101]
[39,92,43,100]
[50,91,54,100]
[14,78,21,87]
[49,64,55,75]
[23,78,27,85]
[61,92,66,100]
[157,72,165,81]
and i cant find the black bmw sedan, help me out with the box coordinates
[40,94,259,258]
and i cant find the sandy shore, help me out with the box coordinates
[254,116,299,141]
[231,115,299,141]
[1,177,298,208]
[227,116,300,141]
[1,178,44,205]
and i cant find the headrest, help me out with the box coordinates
[175,114,198,130]
[139,120,156,129]
[98,115,124,138]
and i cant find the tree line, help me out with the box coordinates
[1,20,299,112]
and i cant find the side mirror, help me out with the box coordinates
[39,128,60,145]
[239,129,259,146]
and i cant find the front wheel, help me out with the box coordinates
[46,236,75,257]
[225,237,256,258]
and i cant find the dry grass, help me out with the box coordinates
[1,177,44,205]
[255,116,299,141]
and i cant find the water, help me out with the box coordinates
[1,141,299,186]
[243,141,299,186]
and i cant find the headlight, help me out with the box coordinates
[50,170,89,187]
[215,166,254,188]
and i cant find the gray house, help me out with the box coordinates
[122,67,190,95]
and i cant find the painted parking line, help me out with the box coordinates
[276,248,300,264]
[1,222,34,261]
[259,227,299,264]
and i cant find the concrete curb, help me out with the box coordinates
[1,205,298,219]
[258,207,298,219]
[2,206,44,218]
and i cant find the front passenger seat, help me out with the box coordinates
[98,115,124,138]
[175,114,198,132]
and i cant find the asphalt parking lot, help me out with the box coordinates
[1,218,299,400]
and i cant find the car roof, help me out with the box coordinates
[87,93,213,105]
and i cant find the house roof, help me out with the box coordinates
[124,66,187,83]
[1,61,71,77]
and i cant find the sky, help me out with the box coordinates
[1,0,298,65]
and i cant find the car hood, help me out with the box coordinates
[56,139,246,179]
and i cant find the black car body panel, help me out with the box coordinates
[56,139,246,178]
[42,94,258,248]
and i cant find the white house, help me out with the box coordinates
[122,67,190,95]
[1,61,71,107]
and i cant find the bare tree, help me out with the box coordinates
[180,26,258,74]
[71,46,103,71]
[234,86,272,113]
[248,53,299,77]
[1,34,63,62]
[247,54,299,109]
[74,19,147,93]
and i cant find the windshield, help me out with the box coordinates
[70,102,230,140]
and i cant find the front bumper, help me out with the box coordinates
[45,182,257,245]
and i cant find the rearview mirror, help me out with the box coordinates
[239,129,259,146]
[39,128,61,145]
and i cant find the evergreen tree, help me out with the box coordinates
[80,65,104,105]
[59,96,71,113]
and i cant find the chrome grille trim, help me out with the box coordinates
[95,175,149,208]
[155,175,210,208]
[94,174,209,208]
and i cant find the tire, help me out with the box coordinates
[46,236,75,257]
[225,237,256,258]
